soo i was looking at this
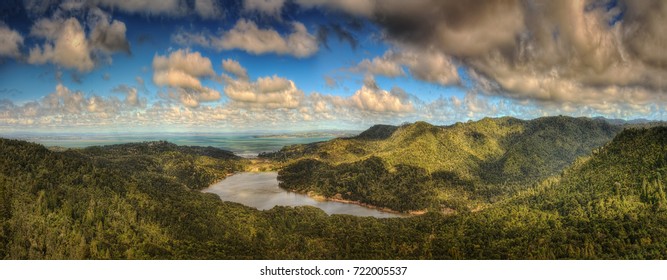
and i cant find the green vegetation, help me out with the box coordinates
[455,126,667,259]
[268,116,621,212]
[0,140,250,259]
[1,118,667,259]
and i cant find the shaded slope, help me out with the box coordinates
[483,116,620,184]
[450,127,667,259]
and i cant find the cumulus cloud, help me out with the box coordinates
[153,49,215,89]
[27,9,130,71]
[2,83,663,130]
[0,83,134,127]
[317,0,667,114]
[194,0,223,19]
[354,52,404,78]
[0,23,24,58]
[164,87,222,108]
[308,76,415,116]
[153,49,221,107]
[173,19,318,58]
[461,0,667,110]
[396,47,460,86]
[28,17,95,72]
[222,73,304,109]
[244,0,285,17]
[354,47,460,86]
[216,19,318,57]
[112,85,146,107]
[88,8,131,54]
[222,59,249,80]
[22,0,61,18]
[346,78,414,113]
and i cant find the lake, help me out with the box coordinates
[203,172,403,218]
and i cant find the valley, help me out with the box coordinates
[1,116,666,259]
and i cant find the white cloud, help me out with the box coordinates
[22,0,61,18]
[2,83,664,130]
[222,59,249,80]
[354,52,405,77]
[28,17,95,72]
[214,19,317,57]
[27,9,131,72]
[348,84,414,113]
[0,83,141,127]
[167,87,222,108]
[112,85,146,107]
[0,23,23,58]
[244,0,286,17]
[44,83,87,114]
[311,76,415,115]
[223,74,304,109]
[152,49,215,89]
[396,47,460,86]
[175,19,319,58]
[354,47,460,86]
[88,8,131,54]
[195,0,223,19]
[153,49,221,107]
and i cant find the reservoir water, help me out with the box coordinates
[203,172,403,218]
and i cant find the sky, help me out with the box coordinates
[0,0,665,133]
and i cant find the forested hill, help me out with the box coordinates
[270,116,622,212]
[455,127,667,258]
[0,139,248,259]
[1,126,667,259]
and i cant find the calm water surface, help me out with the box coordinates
[203,172,402,218]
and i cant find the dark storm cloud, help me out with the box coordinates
[372,0,524,57]
[318,0,667,110]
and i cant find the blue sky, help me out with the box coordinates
[0,0,665,132]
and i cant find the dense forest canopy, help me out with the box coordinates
[1,117,666,259]
[268,116,622,212]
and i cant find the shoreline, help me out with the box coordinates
[301,190,426,216]
[213,171,424,217]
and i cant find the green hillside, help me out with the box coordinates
[1,126,666,259]
[446,127,667,258]
[270,116,621,212]
[0,139,249,259]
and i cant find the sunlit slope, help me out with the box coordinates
[272,116,621,212]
